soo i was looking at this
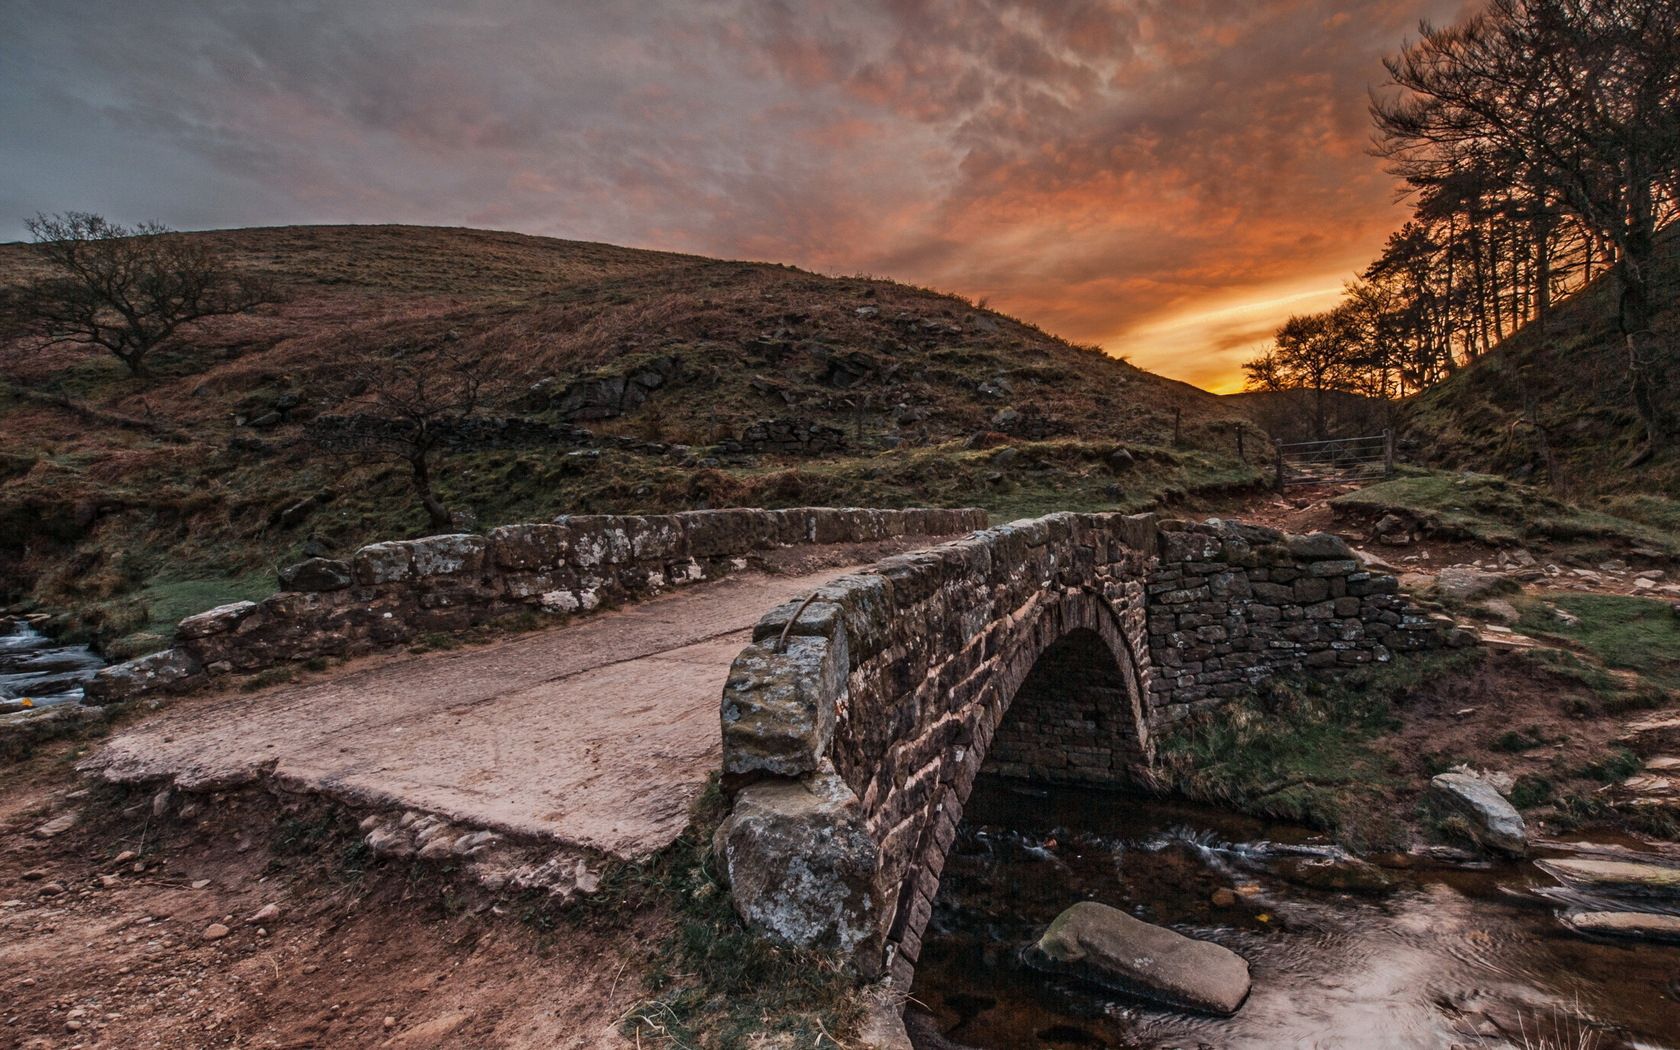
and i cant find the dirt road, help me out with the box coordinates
[87,564,870,861]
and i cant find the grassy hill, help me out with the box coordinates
[1399,226,1680,496]
[0,224,1264,653]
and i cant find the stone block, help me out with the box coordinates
[722,633,850,777]
[718,772,882,957]
[352,541,415,586]
[176,601,258,639]
[488,523,572,571]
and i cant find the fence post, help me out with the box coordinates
[1274,444,1285,491]
[1383,429,1395,476]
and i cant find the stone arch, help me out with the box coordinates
[874,585,1152,985]
[714,510,1446,1009]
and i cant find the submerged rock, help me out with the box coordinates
[1427,772,1528,856]
[1541,858,1680,897]
[1563,911,1680,943]
[1272,855,1395,894]
[1025,901,1251,1016]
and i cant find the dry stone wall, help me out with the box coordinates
[715,512,1462,990]
[83,506,986,705]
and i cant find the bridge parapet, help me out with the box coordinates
[84,506,986,704]
[715,512,1462,993]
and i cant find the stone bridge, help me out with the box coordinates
[714,511,1455,995]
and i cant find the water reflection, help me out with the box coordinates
[911,778,1680,1049]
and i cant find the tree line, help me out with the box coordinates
[1246,0,1679,449]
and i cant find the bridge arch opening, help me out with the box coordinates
[884,593,1153,981]
[987,625,1149,788]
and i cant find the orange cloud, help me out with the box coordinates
[5,0,1467,392]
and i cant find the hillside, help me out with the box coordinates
[1399,225,1680,495]
[0,224,1263,653]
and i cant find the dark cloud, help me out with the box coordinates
[0,0,1468,388]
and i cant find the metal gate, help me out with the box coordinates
[1274,430,1394,487]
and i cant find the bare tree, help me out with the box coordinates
[311,338,517,532]
[9,212,272,377]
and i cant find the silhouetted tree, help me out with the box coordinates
[311,337,518,532]
[10,212,273,377]
[1245,309,1363,440]
[1373,0,1680,450]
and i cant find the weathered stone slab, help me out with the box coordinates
[1541,858,1680,896]
[721,633,848,777]
[1563,910,1680,942]
[176,601,258,639]
[1025,901,1251,1016]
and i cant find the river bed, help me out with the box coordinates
[0,618,104,715]
[911,777,1680,1049]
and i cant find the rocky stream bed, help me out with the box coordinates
[910,778,1680,1050]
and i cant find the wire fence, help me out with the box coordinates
[1274,430,1394,487]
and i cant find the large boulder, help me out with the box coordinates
[1428,772,1528,856]
[1025,901,1251,1016]
[716,771,881,958]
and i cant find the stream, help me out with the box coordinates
[0,618,104,715]
[911,777,1680,1049]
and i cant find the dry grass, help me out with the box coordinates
[0,224,1260,649]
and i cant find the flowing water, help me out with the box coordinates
[911,778,1680,1050]
[0,618,104,714]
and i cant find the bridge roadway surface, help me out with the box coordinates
[90,557,886,861]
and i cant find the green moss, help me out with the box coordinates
[1155,651,1480,850]
[1331,470,1680,553]
[1514,593,1680,691]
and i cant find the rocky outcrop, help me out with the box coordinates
[1541,858,1680,896]
[715,771,882,958]
[544,355,679,421]
[1563,910,1680,942]
[82,507,985,704]
[1428,772,1529,856]
[1432,566,1518,603]
[1025,901,1251,1016]
[719,418,847,456]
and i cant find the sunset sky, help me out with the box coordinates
[1,0,1471,392]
